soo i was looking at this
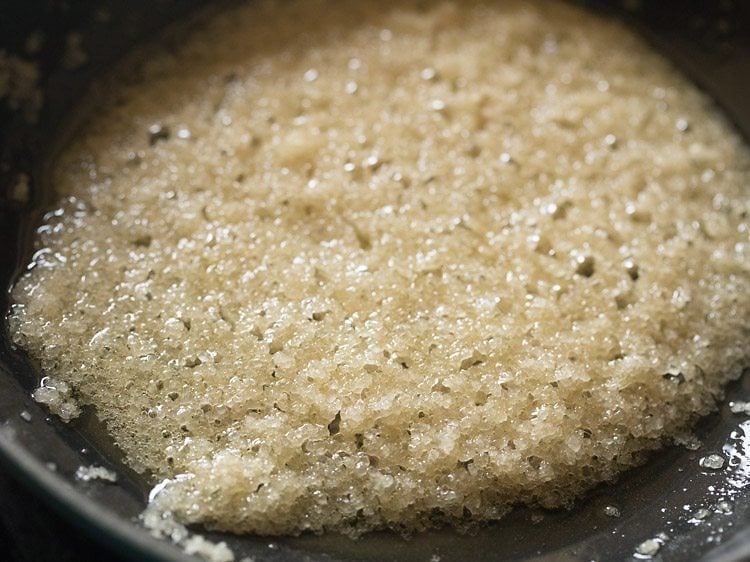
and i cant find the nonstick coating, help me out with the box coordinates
[1,1,750,561]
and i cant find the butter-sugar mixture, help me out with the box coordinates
[8,0,750,536]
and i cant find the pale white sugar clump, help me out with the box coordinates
[75,464,118,483]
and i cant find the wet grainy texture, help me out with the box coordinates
[7,0,750,537]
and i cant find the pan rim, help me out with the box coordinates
[0,426,194,562]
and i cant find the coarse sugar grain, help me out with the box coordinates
[7,0,750,537]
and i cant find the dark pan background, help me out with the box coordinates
[1,1,749,561]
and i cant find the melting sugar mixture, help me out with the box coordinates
[8,0,750,537]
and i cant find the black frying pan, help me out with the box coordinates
[1,1,750,561]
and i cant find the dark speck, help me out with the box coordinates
[132,235,152,247]
[327,411,341,435]
[575,255,595,277]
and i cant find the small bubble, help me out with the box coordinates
[635,538,661,558]
[603,505,621,518]
[715,500,734,514]
[699,454,725,470]
[430,99,446,111]
[676,118,689,132]
[690,508,711,523]
[420,67,437,81]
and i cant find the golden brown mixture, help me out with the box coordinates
[8,0,750,537]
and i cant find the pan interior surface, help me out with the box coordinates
[1,1,750,561]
